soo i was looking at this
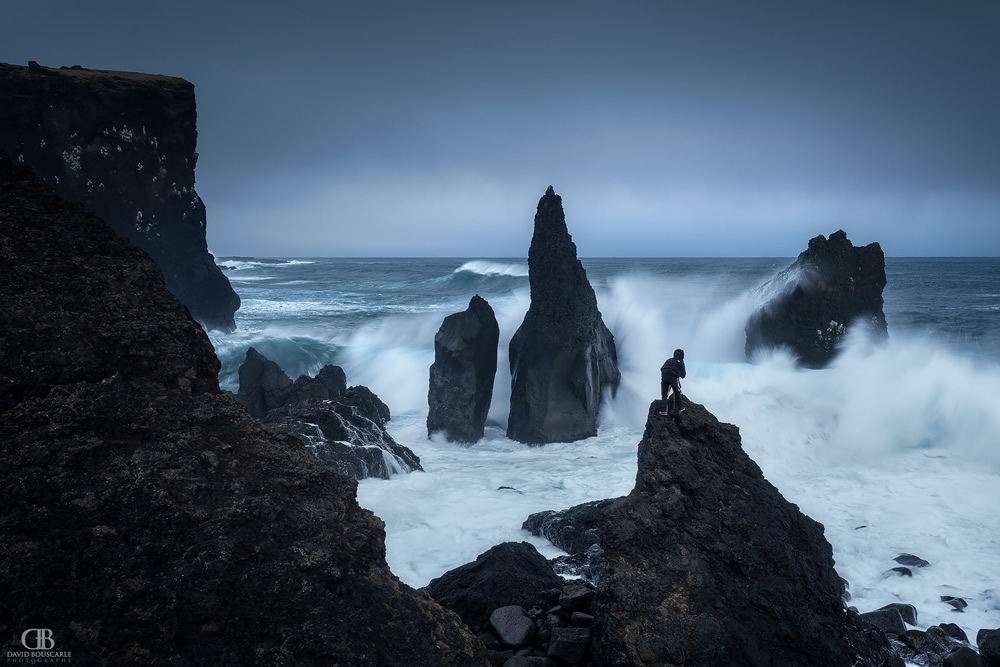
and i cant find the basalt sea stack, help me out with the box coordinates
[427,294,500,443]
[745,230,888,368]
[0,61,239,331]
[507,186,620,444]
[0,155,487,665]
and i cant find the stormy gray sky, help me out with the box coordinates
[3,1,998,256]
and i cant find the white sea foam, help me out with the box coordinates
[352,270,1000,641]
[453,260,529,277]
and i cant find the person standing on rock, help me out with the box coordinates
[659,349,686,415]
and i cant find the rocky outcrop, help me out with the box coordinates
[427,294,499,442]
[0,156,487,665]
[235,347,421,479]
[745,230,888,368]
[424,542,564,633]
[525,400,894,666]
[507,186,620,444]
[0,61,239,331]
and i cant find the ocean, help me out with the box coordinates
[208,256,1000,640]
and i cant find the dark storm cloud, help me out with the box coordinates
[3,1,998,256]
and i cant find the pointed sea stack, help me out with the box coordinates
[745,230,888,368]
[427,294,500,443]
[507,186,620,444]
[0,61,240,331]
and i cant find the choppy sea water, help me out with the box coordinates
[208,256,1000,640]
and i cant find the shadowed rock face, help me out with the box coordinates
[427,294,499,443]
[507,186,620,444]
[589,401,893,666]
[0,61,239,331]
[745,230,888,368]
[235,347,422,480]
[0,155,487,666]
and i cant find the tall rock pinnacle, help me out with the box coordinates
[507,186,620,444]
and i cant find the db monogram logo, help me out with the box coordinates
[20,628,55,650]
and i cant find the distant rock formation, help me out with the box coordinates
[427,294,499,443]
[0,61,240,331]
[0,155,487,665]
[507,186,620,444]
[235,347,421,479]
[525,400,894,666]
[745,230,888,368]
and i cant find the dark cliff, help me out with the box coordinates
[0,61,240,331]
[507,186,620,444]
[745,230,888,368]
[427,294,500,443]
[0,155,487,665]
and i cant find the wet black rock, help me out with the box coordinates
[745,230,888,368]
[0,155,487,665]
[0,61,240,331]
[940,595,968,612]
[878,603,918,626]
[978,628,1000,666]
[425,542,564,633]
[895,553,931,568]
[427,294,499,442]
[507,186,620,444]
[235,347,420,479]
[943,646,981,667]
[490,606,537,649]
[528,400,894,666]
[861,608,907,636]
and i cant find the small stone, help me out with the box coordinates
[941,595,968,612]
[570,611,595,628]
[881,566,913,579]
[895,553,930,568]
[546,626,591,665]
[558,584,595,613]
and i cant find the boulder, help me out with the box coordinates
[235,349,420,479]
[943,646,981,667]
[979,628,1000,666]
[507,186,620,443]
[877,603,918,626]
[490,606,537,649]
[547,626,592,665]
[745,230,888,368]
[425,542,564,632]
[0,62,239,331]
[0,155,488,665]
[860,608,906,636]
[427,294,499,442]
[578,401,892,666]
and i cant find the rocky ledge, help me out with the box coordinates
[0,61,240,331]
[524,399,895,666]
[0,155,486,665]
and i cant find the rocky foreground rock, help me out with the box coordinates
[525,400,895,666]
[507,186,620,444]
[427,294,500,443]
[235,347,422,479]
[0,155,487,665]
[0,61,240,331]
[745,229,888,368]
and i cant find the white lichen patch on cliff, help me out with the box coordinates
[137,163,143,172]
[99,146,109,157]
[39,139,45,148]
[118,126,134,143]
[61,146,82,172]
